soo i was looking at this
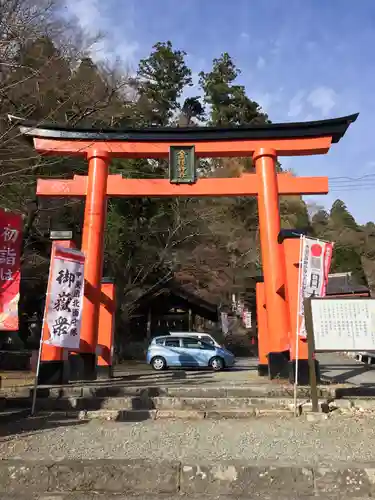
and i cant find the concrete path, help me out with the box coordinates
[2,353,374,391]
[113,357,263,386]
[116,353,375,387]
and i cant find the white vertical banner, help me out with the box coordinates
[231,294,237,313]
[243,309,252,329]
[45,246,85,349]
[297,237,334,338]
[221,312,229,335]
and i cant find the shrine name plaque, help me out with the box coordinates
[310,298,375,351]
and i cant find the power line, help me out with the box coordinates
[328,174,375,181]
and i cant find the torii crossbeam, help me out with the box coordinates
[37,172,328,197]
[11,113,358,382]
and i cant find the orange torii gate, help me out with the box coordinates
[11,114,358,383]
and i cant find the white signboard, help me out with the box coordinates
[45,246,85,349]
[310,298,375,351]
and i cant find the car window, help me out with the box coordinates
[155,338,164,345]
[165,338,180,347]
[182,337,200,349]
[200,341,215,351]
[201,335,215,345]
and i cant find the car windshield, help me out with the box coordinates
[201,335,217,346]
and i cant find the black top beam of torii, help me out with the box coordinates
[8,113,359,143]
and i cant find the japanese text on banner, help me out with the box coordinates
[298,237,333,338]
[0,210,22,331]
[45,248,85,349]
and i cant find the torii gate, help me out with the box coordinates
[12,114,358,382]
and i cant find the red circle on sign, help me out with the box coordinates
[311,244,322,257]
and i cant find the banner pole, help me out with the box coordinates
[293,234,304,416]
[31,247,55,417]
[31,321,44,416]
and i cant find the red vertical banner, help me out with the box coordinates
[0,209,23,331]
[297,237,334,338]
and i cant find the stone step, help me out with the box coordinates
[1,459,374,498]
[4,395,320,412]
[0,496,340,500]
[0,371,34,389]
[0,408,29,423]
[0,383,336,399]
[4,397,371,421]
[34,408,297,420]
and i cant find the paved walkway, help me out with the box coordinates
[113,353,375,388]
[2,353,375,393]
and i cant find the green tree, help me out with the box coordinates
[330,199,358,231]
[199,52,269,126]
[330,245,367,285]
[311,209,330,237]
[311,200,368,285]
[178,96,205,126]
[136,41,192,126]
[280,196,311,231]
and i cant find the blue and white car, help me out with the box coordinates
[146,335,235,371]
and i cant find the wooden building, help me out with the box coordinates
[129,282,219,341]
[326,272,371,297]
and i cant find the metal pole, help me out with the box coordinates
[31,321,44,416]
[304,296,319,412]
[31,250,55,416]
[293,235,304,416]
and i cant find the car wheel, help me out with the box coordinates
[209,356,224,371]
[151,356,167,371]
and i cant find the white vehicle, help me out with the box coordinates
[166,331,221,348]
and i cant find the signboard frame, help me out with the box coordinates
[304,296,375,412]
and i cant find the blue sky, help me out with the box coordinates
[64,0,375,224]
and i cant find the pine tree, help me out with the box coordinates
[199,52,269,126]
[330,199,358,231]
[136,41,192,126]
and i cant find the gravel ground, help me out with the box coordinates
[1,413,374,467]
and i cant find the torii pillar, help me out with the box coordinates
[11,113,358,382]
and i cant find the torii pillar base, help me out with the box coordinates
[68,353,97,382]
[37,358,69,386]
[257,365,269,377]
[268,351,290,379]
